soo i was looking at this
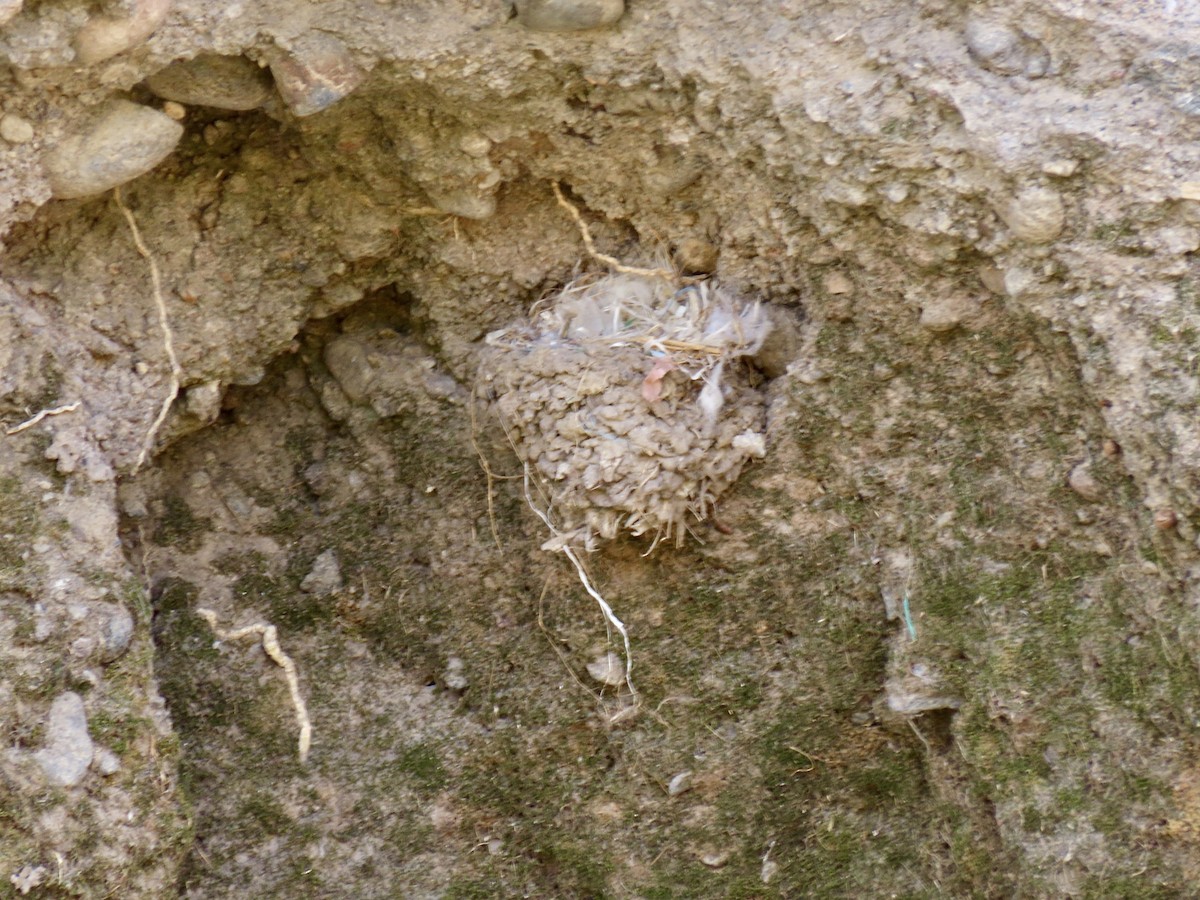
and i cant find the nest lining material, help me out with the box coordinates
[480,273,772,550]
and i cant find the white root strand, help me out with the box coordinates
[114,187,181,473]
[521,463,638,703]
[197,607,313,763]
[5,402,81,435]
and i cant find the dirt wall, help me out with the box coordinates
[4,1,1200,896]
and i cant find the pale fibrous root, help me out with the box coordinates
[522,462,639,706]
[197,608,313,764]
[4,402,81,435]
[114,186,182,473]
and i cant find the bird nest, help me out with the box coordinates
[478,273,772,550]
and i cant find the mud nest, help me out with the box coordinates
[479,273,772,549]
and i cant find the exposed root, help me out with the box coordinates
[552,181,676,282]
[114,187,181,473]
[521,462,639,706]
[5,401,81,435]
[196,608,312,764]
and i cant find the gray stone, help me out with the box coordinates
[444,657,469,692]
[74,0,172,65]
[92,746,121,776]
[667,771,693,796]
[324,336,375,402]
[515,0,624,32]
[102,604,134,662]
[33,692,94,787]
[146,54,274,111]
[185,380,223,423]
[43,100,183,199]
[300,549,343,595]
[1068,462,1103,502]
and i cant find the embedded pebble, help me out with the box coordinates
[43,99,183,199]
[1154,508,1178,531]
[74,0,172,65]
[102,604,135,662]
[1042,158,1079,177]
[92,746,121,777]
[0,113,34,144]
[586,652,625,686]
[444,656,469,692]
[977,263,1007,295]
[1067,462,1102,502]
[699,848,731,869]
[999,186,1065,243]
[324,336,375,402]
[515,0,624,32]
[33,692,94,787]
[823,271,854,295]
[964,15,1049,78]
[301,549,343,595]
[919,294,976,333]
[185,380,223,423]
[146,53,274,111]
[667,771,693,797]
[270,34,367,117]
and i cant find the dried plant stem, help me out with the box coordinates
[197,608,313,764]
[114,187,181,472]
[552,181,675,282]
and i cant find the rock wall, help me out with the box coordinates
[4,0,1200,896]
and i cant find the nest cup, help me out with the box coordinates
[480,273,772,550]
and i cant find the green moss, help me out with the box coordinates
[390,743,447,792]
[0,476,39,584]
[152,494,211,552]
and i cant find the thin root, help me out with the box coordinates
[552,181,675,282]
[5,402,81,435]
[521,462,639,705]
[114,187,181,473]
[196,607,312,763]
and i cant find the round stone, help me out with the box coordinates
[43,100,183,199]
[146,54,274,111]
[0,113,34,144]
[999,186,1065,243]
[515,0,624,32]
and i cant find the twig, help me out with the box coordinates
[114,187,181,472]
[552,181,675,282]
[196,607,312,763]
[5,401,81,435]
